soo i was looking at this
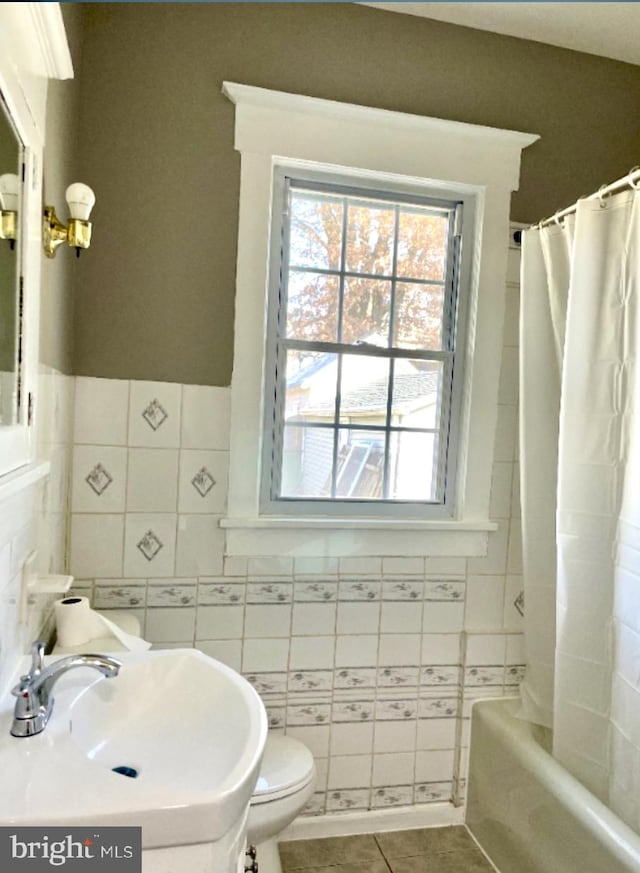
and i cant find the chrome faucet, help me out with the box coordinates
[10,641,121,738]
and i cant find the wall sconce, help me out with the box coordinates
[0,173,19,250]
[43,183,95,258]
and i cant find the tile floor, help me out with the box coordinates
[279,827,495,873]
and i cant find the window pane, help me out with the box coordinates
[339,354,390,425]
[285,351,337,423]
[396,209,448,281]
[342,277,391,345]
[280,424,334,497]
[286,271,339,342]
[388,431,438,501]
[345,202,395,276]
[393,282,445,350]
[391,360,443,430]
[289,191,343,270]
[335,429,386,498]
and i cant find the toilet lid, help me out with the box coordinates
[251,735,315,804]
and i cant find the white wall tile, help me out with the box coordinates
[196,605,244,639]
[196,639,242,671]
[74,377,129,446]
[339,557,382,577]
[128,381,182,448]
[70,514,124,578]
[127,449,179,512]
[422,602,464,633]
[335,635,379,667]
[181,385,230,450]
[372,752,415,786]
[294,556,339,576]
[178,450,228,514]
[465,633,507,665]
[467,521,509,575]
[494,404,517,462]
[382,557,424,576]
[417,718,457,750]
[286,725,331,758]
[146,607,195,643]
[379,634,420,666]
[292,603,336,636]
[381,602,423,634]
[248,556,294,577]
[123,513,177,578]
[507,518,523,574]
[327,755,372,790]
[244,604,292,638]
[175,515,224,576]
[289,636,335,669]
[490,463,514,520]
[330,722,374,756]
[504,575,525,631]
[415,749,455,782]
[465,575,506,631]
[498,346,519,405]
[374,721,417,754]
[71,446,127,513]
[337,602,380,635]
[242,638,290,672]
[421,633,461,665]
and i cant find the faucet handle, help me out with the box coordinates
[28,641,45,678]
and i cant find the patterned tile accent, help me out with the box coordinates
[424,580,466,601]
[414,781,453,803]
[289,670,333,693]
[136,529,163,561]
[375,698,418,721]
[338,580,381,601]
[382,580,423,601]
[294,581,338,602]
[371,785,414,808]
[85,463,113,496]
[326,788,370,812]
[142,398,168,431]
[147,584,196,607]
[286,702,332,726]
[191,466,216,497]
[247,582,292,604]
[514,589,525,616]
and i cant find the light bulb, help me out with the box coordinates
[0,173,19,211]
[65,182,95,221]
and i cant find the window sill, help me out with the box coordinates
[220,515,496,558]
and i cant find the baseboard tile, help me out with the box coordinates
[280,802,464,842]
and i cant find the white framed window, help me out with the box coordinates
[221,82,537,556]
[262,170,476,519]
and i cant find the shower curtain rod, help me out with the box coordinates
[535,165,640,229]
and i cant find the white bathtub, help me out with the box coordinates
[466,697,640,873]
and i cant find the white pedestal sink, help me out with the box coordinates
[0,648,268,873]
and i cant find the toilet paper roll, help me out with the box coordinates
[55,597,151,652]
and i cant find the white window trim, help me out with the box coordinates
[221,82,538,557]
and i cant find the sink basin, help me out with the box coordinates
[0,648,267,848]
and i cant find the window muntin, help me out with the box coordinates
[267,175,464,509]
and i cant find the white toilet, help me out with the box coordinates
[247,735,316,873]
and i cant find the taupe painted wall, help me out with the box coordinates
[40,4,84,374]
[74,3,640,386]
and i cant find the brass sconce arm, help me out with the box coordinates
[43,182,95,259]
[0,208,17,250]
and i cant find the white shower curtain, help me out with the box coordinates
[520,188,640,827]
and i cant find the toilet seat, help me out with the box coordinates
[251,735,315,805]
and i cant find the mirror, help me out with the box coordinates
[0,92,22,427]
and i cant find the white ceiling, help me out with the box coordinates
[363,3,640,66]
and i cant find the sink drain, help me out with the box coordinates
[112,765,139,778]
